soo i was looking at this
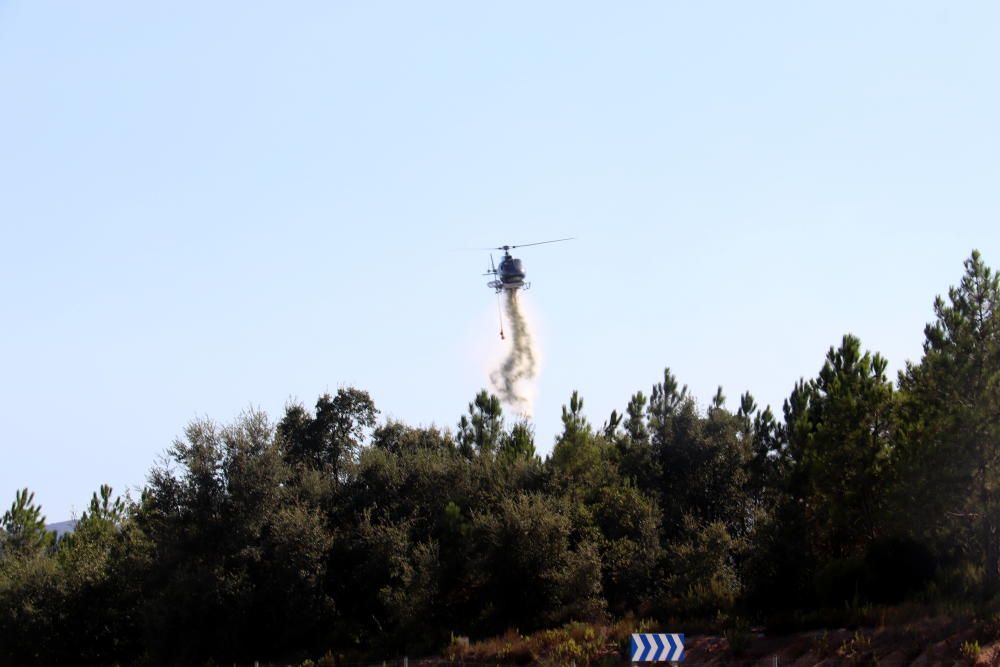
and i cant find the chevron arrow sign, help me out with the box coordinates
[630,633,685,662]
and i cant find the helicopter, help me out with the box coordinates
[484,238,574,294]
[484,238,573,339]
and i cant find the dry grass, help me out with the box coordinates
[434,601,1000,666]
[445,617,658,666]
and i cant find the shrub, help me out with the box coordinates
[814,556,864,606]
[960,640,981,661]
[978,611,1000,642]
[811,630,831,658]
[528,623,607,667]
[862,536,935,603]
[668,518,741,616]
[445,634,470,662]
[723,616,752,656]
[608,617,656,660]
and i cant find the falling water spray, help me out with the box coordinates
[490,290,539,416]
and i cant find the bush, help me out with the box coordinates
[529,624,606,667]
[811,630,831,658]
[608,616,656,661]
[456,629,532,664]
[667,518,741,616]
[814,556,864,606]
[977,611,1000,642]
[723,616,752,656]
[862,536,935,603]
[839,630,872,662]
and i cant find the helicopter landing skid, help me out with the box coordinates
[487,281,531,293]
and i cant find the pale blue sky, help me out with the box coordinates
[2,2,998,520]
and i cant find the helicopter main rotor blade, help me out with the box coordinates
[495,237,575,250]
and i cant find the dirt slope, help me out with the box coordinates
[684,617,997,666]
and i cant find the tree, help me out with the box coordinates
[372,420,455,456]
[138,409,337,664]
[0,485,137,666]
[457,390,504,458]
[1,488,53,557]
[550,391,613,493]
[500,419,537,463]
[616,391,660,493]
[0,489,59,666]
[792,335,896,559]
[57,484,127,572]
[898,250,1000,592]
[54,486,138,666]
[667,516,741,616]
[737,392,782,518]
[279,388,378,480]
[592,484,663,615]
[647,369,695,534]
[469,493,604,634]
[648,370,740,535]
[624,391,650,444]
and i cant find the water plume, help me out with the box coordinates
[490,290,539,416]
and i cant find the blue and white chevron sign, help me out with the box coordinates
[630,633,685,662]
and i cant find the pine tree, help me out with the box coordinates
[1,488,53,557]
[781,335,896,560]
[898,250,1000,591]
[457,390,504,457]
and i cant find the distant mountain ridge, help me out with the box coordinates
[46,520,77,538]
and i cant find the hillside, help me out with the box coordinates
[436,614,999,666]
[44,520,76,539]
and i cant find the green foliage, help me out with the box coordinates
[279,388,378,478]
[667,516,741,616]
[0,549,61,665]
[814,556,865,607]
[457,390,504,457]
[723,615,752,656]
[551,391,611,492]
[615,391,660,492]
[136,409,337,664]
[1,488,53,557]
[784,335,896,561]
[0,485,138,666]
[470,492,606,634]
[501,418,538,463]
[897,250,1000,593]
[809,336,895,554]
[530,623,606,667]
[592,485,662,615]
[372,420,455,456]
[457,622,614,666]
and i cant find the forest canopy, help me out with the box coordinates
[2,251,999,666]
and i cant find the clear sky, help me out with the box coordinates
[2,2,999,521]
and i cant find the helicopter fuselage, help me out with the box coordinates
[488,252,529,292]
[484,238,572,295]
